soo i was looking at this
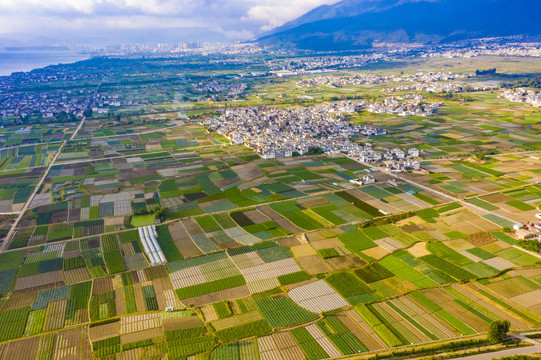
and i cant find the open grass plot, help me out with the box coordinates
[289,280,348,313]
[378,254,439,288]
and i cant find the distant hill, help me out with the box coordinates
[258,0,541,50]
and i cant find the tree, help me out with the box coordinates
[83,108,93,118]
[487,320,511,344]
[306,146,324,155]
[517,240,540,253]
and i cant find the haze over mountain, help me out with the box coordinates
[258,0,541,50]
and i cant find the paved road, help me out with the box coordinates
[452,344,540,360]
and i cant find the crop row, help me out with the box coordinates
[176,275,246,300]
[255,296,317,328]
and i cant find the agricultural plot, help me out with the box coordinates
[256,295,318,328]
[326,272,374,305]
[167,252,246,302]
[234,249,303,293]
[269,201,324,231]
[289,280,349,313]
[101,234,126,274]
[1,55,541,360]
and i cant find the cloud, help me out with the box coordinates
[224,29,255,40]
[0,0,340,44]
[244,0,340,31]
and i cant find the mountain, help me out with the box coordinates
[258,0,541,50]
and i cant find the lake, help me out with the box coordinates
[0,50,89,76]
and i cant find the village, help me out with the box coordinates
[206,100,422,172]
[191,80,247,100]
[297,71,475,88]
[0,88,94,119]
[500,87,541,107]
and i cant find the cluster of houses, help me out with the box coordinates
[384,82,492,94]
[192,81,247,99]
[0,64,113,120]
[424,43,541,59]
[205,102,388,159]
[0,89,94,119]
[270,53,388,73]
[0,65,104,89]
[357,147,421,172]
[500,88,541,107]
[206,101,422,173]
[367,96,441,117]
[297,71,473,88]
[349,174,376,186]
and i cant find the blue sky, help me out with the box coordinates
[0,0,341,45]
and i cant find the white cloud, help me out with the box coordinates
[0,0,340,43]
[224,29,255,40]
[244,0,340,30]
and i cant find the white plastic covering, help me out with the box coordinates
[138,226,158,265]
[138,225,167,265]
[156,250,167,264]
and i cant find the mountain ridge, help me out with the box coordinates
[258,0,541,50]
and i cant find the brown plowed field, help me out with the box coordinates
[181,218,204,235]
[325,254,366,270]
[51,328,81,360]
[120,328,164,344]
[44,299,68,331]
[13,271,64,293]
[169,221,202,258]
[92,276,113,295]
[3,292,37,310]
[63,267,91,284]
[3,336,39,360]
[258,205,302,233]
[296,255,332,274]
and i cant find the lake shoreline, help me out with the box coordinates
[0,50,90,77]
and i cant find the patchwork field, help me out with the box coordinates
[0,54,540,360]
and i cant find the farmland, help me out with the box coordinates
[0,50,539,360]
